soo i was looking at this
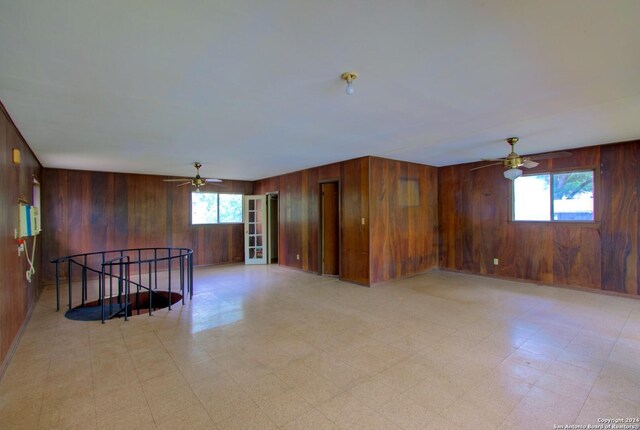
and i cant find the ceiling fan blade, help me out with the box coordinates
[470,161,504,171]
[522,159,540,168]
[164,163,220,187]
[528,151,572,161]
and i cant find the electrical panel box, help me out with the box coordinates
[18,203,41,238]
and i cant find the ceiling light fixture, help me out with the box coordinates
[341,72,358,95]
[503,168,523,180]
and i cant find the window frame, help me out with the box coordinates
[511,166,599,224]
[190,191,244,225]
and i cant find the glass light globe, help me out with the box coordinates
[503,168,523,180]
[346,81,354,95]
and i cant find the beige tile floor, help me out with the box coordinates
[1,265,639,429]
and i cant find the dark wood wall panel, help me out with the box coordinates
[340,158,370,284]
[0,103,42,372]
[302,169,317,271]
[255,157,440,286]
[42,168,253,282]
[437,166,460,270]
[439,141,639,296]
[254,162,341,274]
[369,157,438,284]
[125,174,168,250]
[280,171,302,270]
[169,179,192,256]
[284,170,305,270]
[600,141,639,295]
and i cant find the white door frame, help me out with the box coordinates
[244,195,267,264]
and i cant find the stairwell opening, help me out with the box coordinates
[64,291,183,321]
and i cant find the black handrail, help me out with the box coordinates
[50,247,194,322]
[102,255,131,323]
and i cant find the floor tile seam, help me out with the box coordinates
[401,381,467,415]
[249,388,316,428]
[86,366,99,428]
[548,372,598,425]
[524,382,589,409]
[378,391,450,430]
[37,382,98,428]
[183,372,234,429]
[572,302,629,422]
[4,342,55,385]
[127,352,165,430]
[126,327,178,389]
[447,393,520,429]
[498,341,559,372]
[23,386,46,429]
[88,348,103,419]
[375,364,429,395]
[555,350,608,374]
[584,376,640,406]
[506,388,583,428]
[300,351,376,384]
[445,366,490,394]
[317,392,378,429]
[610,309,640,352]
[564,337,618,356]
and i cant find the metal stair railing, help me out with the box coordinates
[50,247,194,323]
[102,255,131,322]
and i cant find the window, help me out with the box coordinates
[191,192,243,224]
[513,170,594,222]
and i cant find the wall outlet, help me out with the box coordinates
[493,258,499,265]
[296,254,300,260]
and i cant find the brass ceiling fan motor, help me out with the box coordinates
[163,162,222,191]
[470,137,572,179]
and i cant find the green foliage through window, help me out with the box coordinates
[553,171,594,200]
[513,170,594,222]
[192,192,243,224]
[219,194,243,223]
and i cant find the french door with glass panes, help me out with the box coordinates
[244,195,267,264]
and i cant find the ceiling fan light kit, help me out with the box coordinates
[163,162,222,191]
[470,137,572,180]
[503,168,523,180]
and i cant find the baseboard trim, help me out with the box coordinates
[438,268,640,300]
[0,300,36,382]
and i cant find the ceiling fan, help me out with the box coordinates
[163,162,222,191]
[471,137,572,180]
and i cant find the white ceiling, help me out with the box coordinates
[1,1,639,180]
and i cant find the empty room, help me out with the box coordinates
[1,1,639,429]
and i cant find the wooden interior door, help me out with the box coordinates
[321,182,339,275]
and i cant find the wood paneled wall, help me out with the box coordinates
[439,140,640,296]
[341,158,370,284]
[369,157,439,284]
[600,142,639,295]
[255,156,439,285]
[254,162,342,274]
[0,103,42,373]
[42,168,253,283]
